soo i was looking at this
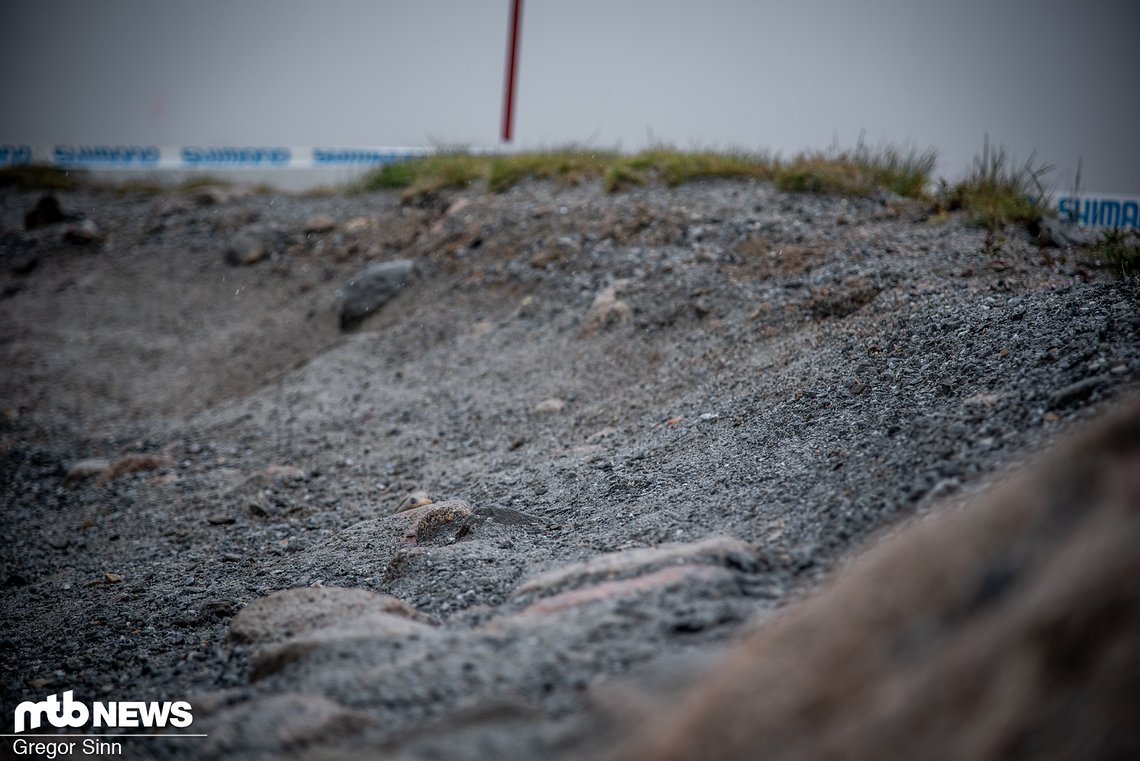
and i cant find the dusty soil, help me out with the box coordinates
[1,177,1137,759]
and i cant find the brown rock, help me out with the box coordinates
[532,397,565,414]
[93,453,173,485]
[580,283,631,335]
[64,458,112,487]
[393,490,433,514]
[513,536,759,602]
[607,398,1140,761]
[229,586,426,645]
[304,213,336,234]
[223,236,266,266]
[403,499,474,544]
[343,215,371,234]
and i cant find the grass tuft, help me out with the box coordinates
[0,164,84,190]
[939,135,1050,228]
[1097,228,1140,277]
[773,143,937,198]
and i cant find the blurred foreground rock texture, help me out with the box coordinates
[607,396,1140,761]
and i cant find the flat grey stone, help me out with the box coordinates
[339,259,414,328]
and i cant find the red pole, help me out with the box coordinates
[501,0,523,142]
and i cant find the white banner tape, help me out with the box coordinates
[0,144,432,170]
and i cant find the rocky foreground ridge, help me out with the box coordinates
[1,177,1138,759]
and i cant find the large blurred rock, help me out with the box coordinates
[608,397,1140,761]
[338,259,414,329]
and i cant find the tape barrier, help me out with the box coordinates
[0,144,432,170]
[2,142,1137,230]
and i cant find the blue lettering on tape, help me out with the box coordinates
[1055,196,1139,230]
[312,148,412,165]
[180,146,291,166]
[53,145,160,166]
[0,144,34,166]
[1123,202,1138,229]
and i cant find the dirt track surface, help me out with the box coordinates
[1,179,1138,759]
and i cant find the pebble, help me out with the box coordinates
[65,458,112,486]
[533,398,566,414]
[580,283,631,334]
[63,219,104,245]
[304,213,336,234]
[394,490,433,514]
[339,259,415,329]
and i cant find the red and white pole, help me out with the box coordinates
[501,0,524,142]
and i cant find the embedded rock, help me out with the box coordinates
[338,259,414,328]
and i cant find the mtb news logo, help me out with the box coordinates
[13,691,193,733]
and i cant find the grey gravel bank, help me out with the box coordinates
[1,178,1137,759]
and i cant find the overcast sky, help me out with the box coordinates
[4,0,1138,192]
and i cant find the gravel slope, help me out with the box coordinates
[1,178,1137,759]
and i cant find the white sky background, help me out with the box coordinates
[3,0,1138,193]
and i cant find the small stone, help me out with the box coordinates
[192,186,232,206]
[962,392,1002,408]
[339,259,415,329]
[404,499,474,545]
[533,398,565,414]
[344,216,371,234]
[394,491,433,514]
[207,515,236,525]
[587,426,617,442]
[222,553,242,562]
[224,236,267,266]
[445,197,471,216]
[580,282,631,335]
[63,219,103,245]
[1049,375,1108,410]
[304,214,336,234]
[94,454,173,485]
[263,464,306,481]
[515,295,539,318]
[65,458,112,487]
